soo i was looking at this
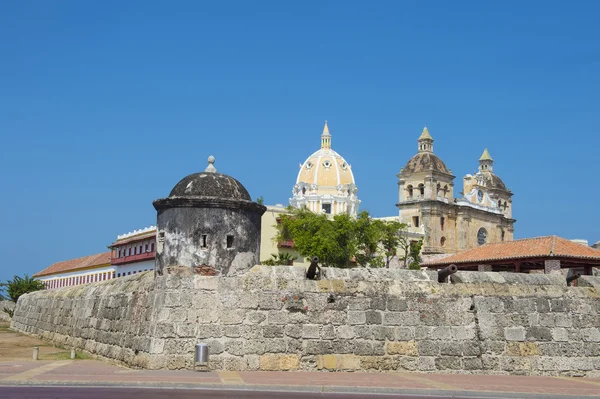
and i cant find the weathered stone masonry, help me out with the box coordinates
[11,267,600,376]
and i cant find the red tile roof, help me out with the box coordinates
[34,252,112,277]
[423,236,600,267]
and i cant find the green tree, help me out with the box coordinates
[277,207,407,268]
[407,239,424,270]
[1,274,45,317]
[1,274,45,303]
[379,220,406,268]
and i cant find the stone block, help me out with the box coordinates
[463,357,483,370]
[347,311,366,325]
[259,293,284,310]
[360,356,398,371]
[474,296,504,313]
[526,327,552,341]
[301,324,320,339]
[305,340,333,355]
[394,327,414,341]
[246,355,260,371]
[551,328,569,342]
[224,326,241,338]
[175,323,195,338]
[348,297,371,311]
[353,340,373,356]
[320,324,335,340]
[259,354,299,371]
[331,340,356,354]
[439,341,462,356]
[197,324,222,339]
[336,325,355,339]
[504,326,526,341]
[580,328,600,342]
[244,311,266,325]
[372,326,395,341]
[262,325,284,338]
[266,311,288,325]
[387,297,408,311]
[506,342,539,356]
[244,340,266,355]
[383,311,420,326]
[155,323,176,338]
[365,310,382,325]
[224,339,245,356]
[435,356,462,370]
[338,354,360,370]
[284,324,302,339]
[370,297,386,310]
[319,354,337,370]
[418,340,439,356]
[264,338,286,353]
[386,341,418,356]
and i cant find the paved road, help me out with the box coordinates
[0,387,501,399]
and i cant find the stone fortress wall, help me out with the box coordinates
[11,267,600,377]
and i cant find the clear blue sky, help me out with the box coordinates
[1,1,599,283]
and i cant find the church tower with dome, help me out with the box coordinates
[290,122,360,216]
[397,127,515,256]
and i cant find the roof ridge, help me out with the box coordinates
[50,251,111,265]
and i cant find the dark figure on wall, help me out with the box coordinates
[306,256,321,280]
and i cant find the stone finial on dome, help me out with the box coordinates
[205,155,217,173]
[419,126,433,141]
[478,149,494,173]
[417,126,434,153]
[479,148,493,162]
[321,120,331,149]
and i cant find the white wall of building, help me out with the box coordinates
[115,260,155,277]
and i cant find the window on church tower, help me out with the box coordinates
[418,184,425,196]
[201,235,208,248]
[412,216,420,228]
[440,237,446,247]
[407,185,413,198]
[440,217,445,231]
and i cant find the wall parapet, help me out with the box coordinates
[10,266,600,377]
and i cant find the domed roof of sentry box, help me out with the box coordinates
[168,156,251,201]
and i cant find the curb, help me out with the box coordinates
[0,380,597,399]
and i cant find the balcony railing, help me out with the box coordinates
[111,251,155,265]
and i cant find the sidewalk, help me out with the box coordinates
[1,358,599,398]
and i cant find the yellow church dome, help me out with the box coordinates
[290,121,360,216]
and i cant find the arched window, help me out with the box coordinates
[443,185,448,197]
[418,184,425,196]
[440,236,446,247]
[477,228,487,246]
[407,185,413,198]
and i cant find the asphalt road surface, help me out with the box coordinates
[0,387,494,399]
